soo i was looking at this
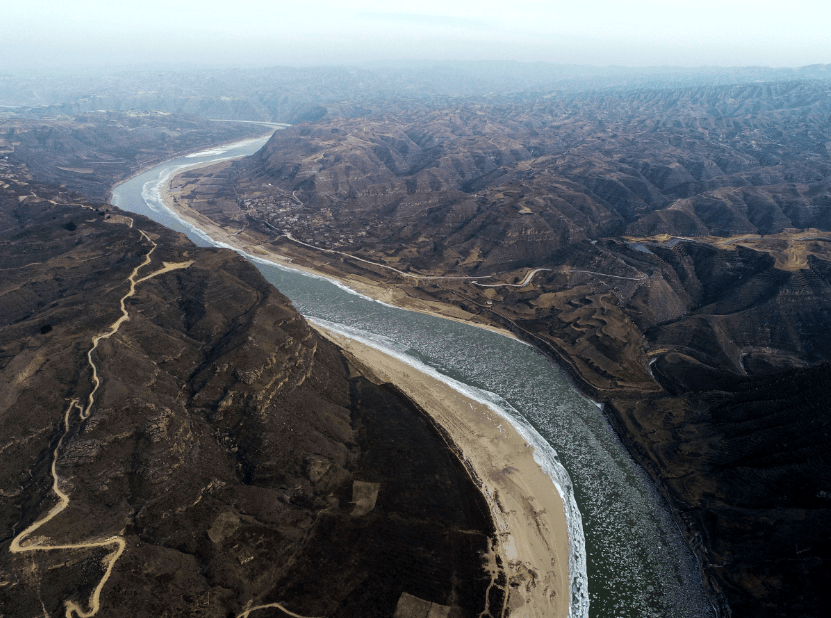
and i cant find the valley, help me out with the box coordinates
[1,62,830,617]
[0,165,519,617]
[165,78,831,616]
[0,110,267,202]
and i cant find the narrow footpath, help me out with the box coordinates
[9,227,192,618]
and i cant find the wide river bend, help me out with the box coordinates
[112,134,713,618]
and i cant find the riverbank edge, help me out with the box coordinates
[105,126,276,205]
[139,151,584,615]
[153,155,657,417]
[152,158,520,342]
[110,137,715,615]
[312,322,572,618]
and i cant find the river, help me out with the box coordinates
[112,134,714,618]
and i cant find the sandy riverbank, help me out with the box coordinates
[154,161,518,341]
[131,145,572,615]
[312,323,571,617]
[106,131,276,205]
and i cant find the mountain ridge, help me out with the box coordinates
[166,76,831,616]
[0,167,501,617]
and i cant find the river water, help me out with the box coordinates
[112,135,713,618]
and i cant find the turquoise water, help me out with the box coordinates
[112,136,713,618]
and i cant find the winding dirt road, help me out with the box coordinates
[283,235,645,288]
[236,601,322,618]
[8,227,193,617]
[9,400,125,618]
[566,269,646,281]
[284,233,493,281]
[473,268,552,288]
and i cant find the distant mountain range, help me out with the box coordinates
[2,62,831,123]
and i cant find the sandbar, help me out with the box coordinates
[312,323,571,617]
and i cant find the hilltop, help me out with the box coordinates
[0,165,501,617]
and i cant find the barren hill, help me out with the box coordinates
[0,169,498,617]
[171,78,831,616]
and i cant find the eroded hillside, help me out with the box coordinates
[0,111,267,202]
[0,170,499,617]
[169,79,831,616]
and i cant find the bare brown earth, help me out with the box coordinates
[159,167,518,338]
[313,325,571,618]
[168,80,831,616]
[623,230,831,271]
[0,168,506,617]
[0,111,268,202]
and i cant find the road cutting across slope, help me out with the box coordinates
[236,601,322,618]
[473,268,553,287]
[9,227,193,618]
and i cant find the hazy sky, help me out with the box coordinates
[2,0,829,73]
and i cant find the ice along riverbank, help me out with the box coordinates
[112,135,712,618]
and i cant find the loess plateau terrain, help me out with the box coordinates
[170,78,831,616]
[0,110,268,202]
[0,162,505,617]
